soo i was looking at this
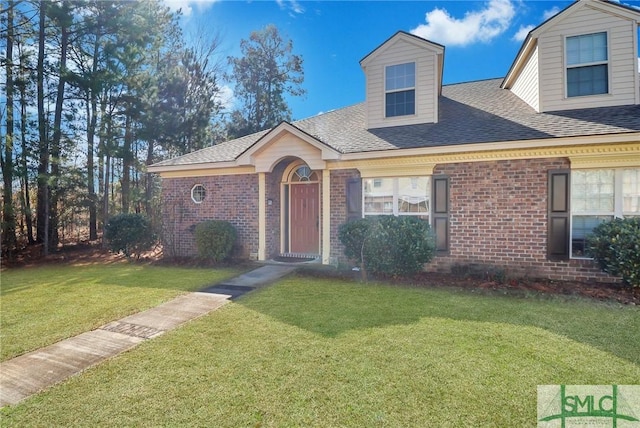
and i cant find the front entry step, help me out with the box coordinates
[274,253,320,263]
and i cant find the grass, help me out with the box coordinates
[0,263,241,361]
[1,274,638,426]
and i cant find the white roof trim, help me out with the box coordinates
[148,132,640,175]
[235,122,340,167]
[337,132,640,162]
[502,37,537,89]
[360,31,444,68]
[532,0,640,38]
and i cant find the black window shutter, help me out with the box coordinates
[548,169,570,260]
[432,175,450,252]
[346,178,362,222]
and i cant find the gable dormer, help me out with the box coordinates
[360,31,444,129]
[502,0,640,112]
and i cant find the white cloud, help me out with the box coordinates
[542,6,561,21]
[608,0,640,9]
[215,85,236,112]
[410,0,515,46]
[276,0,304,15]
[508,5,560,43]
[163,0,217,18]
[512,24,535,42]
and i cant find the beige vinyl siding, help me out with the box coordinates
[252,132,324,173]
[510,45,540,111]
[538,5,638,112]
[365,38,439,129]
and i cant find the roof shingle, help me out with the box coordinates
[151,78,640,168]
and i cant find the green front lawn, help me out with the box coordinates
[0,263,240,361]
[2,275,638,426]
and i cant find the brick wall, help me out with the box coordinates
[330,169,361,265]
[428,158,608,282]
[161,157,609,282]
[265,162,287,258]
[160,174,259,258]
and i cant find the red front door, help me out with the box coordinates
[290,183,319,254]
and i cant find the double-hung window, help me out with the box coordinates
[570,168,640,257]
[363,177,430,220]
[353,175,449,252]
[385,62,415,117]
[566,32,608,97]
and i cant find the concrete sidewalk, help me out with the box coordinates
[0,264,296,407]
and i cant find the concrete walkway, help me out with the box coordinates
[0,264,296,407]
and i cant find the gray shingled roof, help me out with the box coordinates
[151,78,640,168]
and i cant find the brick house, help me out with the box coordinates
[149,0,640,282]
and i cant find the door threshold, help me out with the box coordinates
[271,253,320,263]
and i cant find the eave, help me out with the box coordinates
[150,132,640,178]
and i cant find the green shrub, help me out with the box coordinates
[104,213,156,260]
[338,216,436,278]
[337,218,370,263]
[586,217,640,288]
[194,220,237,262]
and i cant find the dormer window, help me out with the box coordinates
[385,62,415,117]
[362,32,442,127]
[566,32,608,97]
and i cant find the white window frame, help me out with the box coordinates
[363,176,430,220]
[570,168,640,259]
[191,184,206,204]
[384,62,416,118]
[564,31,610,98]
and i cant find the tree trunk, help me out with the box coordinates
[19,51,34,244]
[145,139,154,217]
[87,36,100,241]
[86,93,97,240]
[48,18,69,249]
[110,156,116,207]
[102,115,113,248]
[133,139,140,214]
[36,0,49,254]
[102,151,110,248]
[97,93,109,234]
[121,114,132,213]
[2,1,17,258]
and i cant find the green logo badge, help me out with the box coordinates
[538,385,640,427]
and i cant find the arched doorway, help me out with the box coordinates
[283,161,320,255]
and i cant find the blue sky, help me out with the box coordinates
[165,0,640,120]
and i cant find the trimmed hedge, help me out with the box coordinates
[194,220,237,262]
[337,218,370,263]
[586,217,640,288]
[104,213,156,260]
[338,216,436,278]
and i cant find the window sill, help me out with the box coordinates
[564,92,611,100]
[384,113,417,120]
